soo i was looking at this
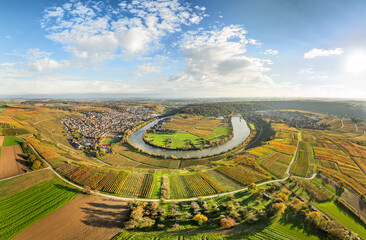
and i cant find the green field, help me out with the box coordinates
[102,138,120,144]
[269,218,320,240]
[2,136,24,146]
[316,201,366,239]
[0,179,78,239]
[0,169,55,201]
[144,125,231,149]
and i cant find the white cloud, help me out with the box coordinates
[130,55,168,76]
[299,67,314,74]
[27,57,70,72]
[262,49,279,55]
[130,62,163,76]
[304,48,344,59]
[5,48,71,73]
[173,25,273,89]
[41,0,206,62]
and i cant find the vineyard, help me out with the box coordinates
[0,180,77,239]
[216,165,270,186]
[55,163,156,198]
[265,141,296,155]
[168,171,228,199]
[291,141,310,177]
[261,152,292,178]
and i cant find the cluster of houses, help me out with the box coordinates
[62,106,158,156]
[252,110,326,129]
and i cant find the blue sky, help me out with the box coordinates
[0,0,365,98]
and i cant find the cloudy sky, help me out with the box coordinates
[0,0,365,99]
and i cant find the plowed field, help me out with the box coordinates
[14,195,128,240]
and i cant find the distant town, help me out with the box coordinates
[251,110,327,129]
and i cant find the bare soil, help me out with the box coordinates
[0,145,29,179]
[14,195,129,240]
[0,136,4,146]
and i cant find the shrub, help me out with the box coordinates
[192,214,208,225]
[220,218,236,228]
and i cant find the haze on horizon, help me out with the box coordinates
[0,0,365,99]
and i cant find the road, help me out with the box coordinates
[2,131,317,202]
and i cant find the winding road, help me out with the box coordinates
[2,130,317,202]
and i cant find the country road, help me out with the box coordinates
[2,132,317,202]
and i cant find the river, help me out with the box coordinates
[128,115,250,158]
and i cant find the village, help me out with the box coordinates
[251,110,326,129]
[61,106,159,156]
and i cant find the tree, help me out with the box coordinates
[31,160,42,170]
[191,201,200,210]
[192,214,208,225]
[125,205,156,229]
[271,202,286,215]
[276,192,289,202]
[248,183,257,191]
[220,218,236,228]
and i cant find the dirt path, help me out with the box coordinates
[340,117,344,129]
[0,136,4,146]
[0,146,29,179]
[14,195,128,240]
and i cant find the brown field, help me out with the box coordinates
[0,169,55,200]
[0,145,29,179]
[14,195,128,240]
[0,136,4,146]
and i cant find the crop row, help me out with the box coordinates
[313,146,358,168]
[262,152,291,169]
[169,175,192,199]
[66,166,91,182]
[337,141,366,158]
[0,180,77,240]
[265,141,296,155]
[216,165,269,186]
[120,172,146,197]
[183,174,216,196]
[292,178,331,202]
[112,231,225,239]
[138,174,155,198]
[249,227,297,240]
[198,172,226,192]
[291,142,310,177]
[247,146,273,157]
[318,166,366,195]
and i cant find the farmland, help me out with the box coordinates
[291,141,310,177]
[143,115,233,150]
[13,195,128,240]
[0,145,29,179]
[0,101,365,240]
[0,179,78,239]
